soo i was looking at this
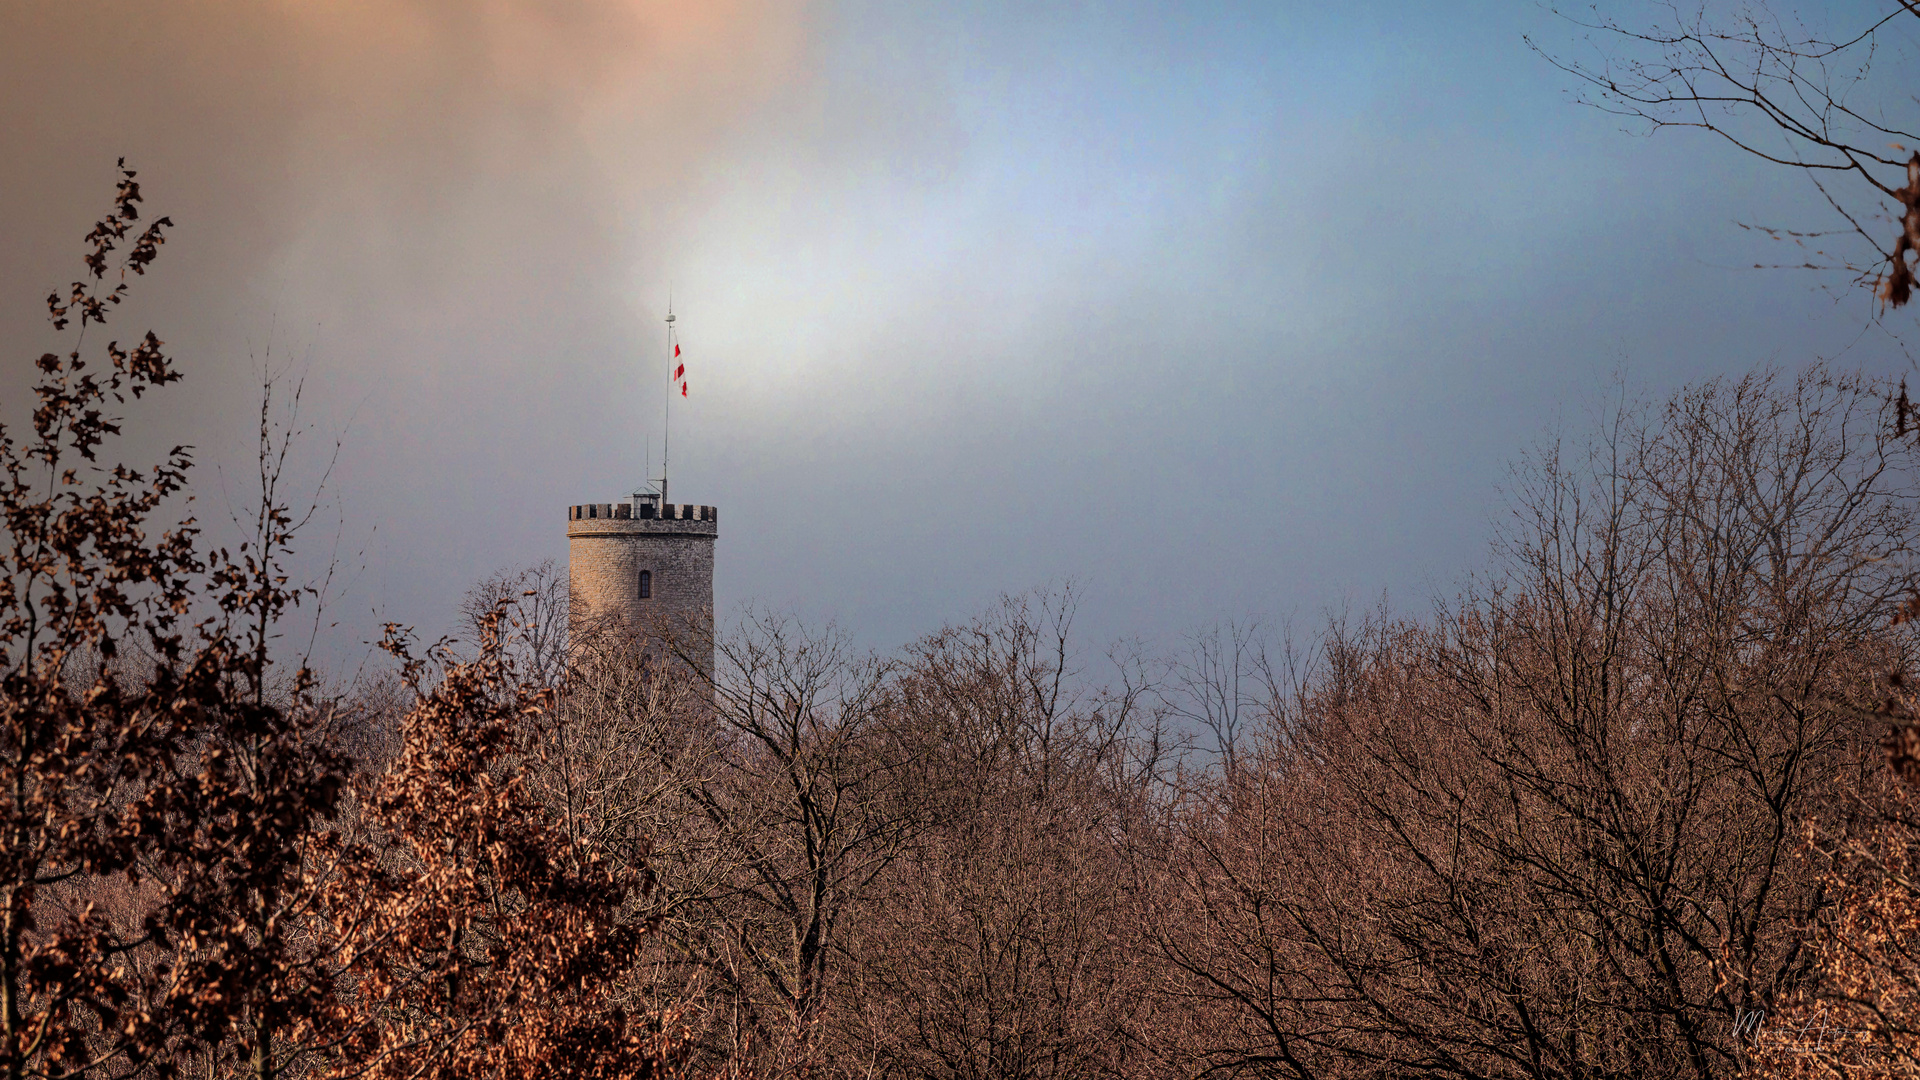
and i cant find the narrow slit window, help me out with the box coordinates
[638,570,651,599]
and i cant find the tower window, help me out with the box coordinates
[638,570,651,599]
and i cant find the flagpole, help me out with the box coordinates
[662,300,675,506]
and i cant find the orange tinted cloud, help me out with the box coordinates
[0,0,807,301]
[0,0,811,430]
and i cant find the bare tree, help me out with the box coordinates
[1147,367,1917,1079]
[1160,621,1302,775]
[840,592,1169,1080]
[547,591,1198,1080]
[554,611,914,1075]
[1534,2,1920,308]
[460,560,570,690]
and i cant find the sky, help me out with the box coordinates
[3,0,1916,670]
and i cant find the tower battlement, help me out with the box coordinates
[568,503,717,525]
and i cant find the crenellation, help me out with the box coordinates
[569,503,718,524]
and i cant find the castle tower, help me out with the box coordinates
[567,494,717,671]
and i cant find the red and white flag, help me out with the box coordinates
[672,343,687,396]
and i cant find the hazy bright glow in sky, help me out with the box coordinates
[3,0,1912,665]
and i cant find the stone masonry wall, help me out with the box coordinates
[567,504,717,669]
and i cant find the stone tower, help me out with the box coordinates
[567,493,717,670]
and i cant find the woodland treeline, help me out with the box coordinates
[19,157,1920,1080]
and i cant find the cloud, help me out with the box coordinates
[0,0,811,658]
[2,1,1891,664]
[0,0,809,385]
